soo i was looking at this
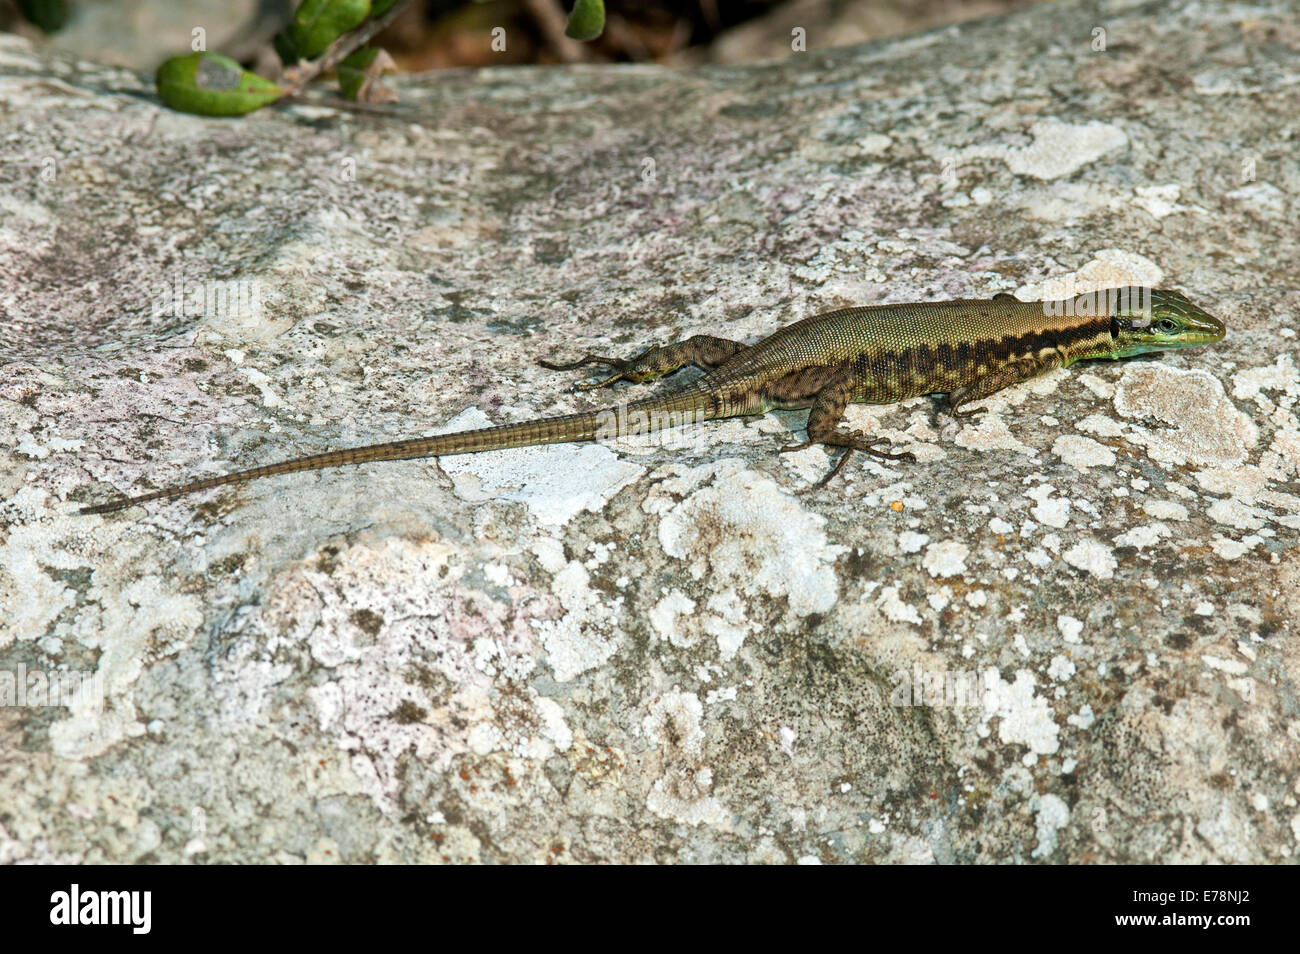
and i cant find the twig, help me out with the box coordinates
[280,0,416,98]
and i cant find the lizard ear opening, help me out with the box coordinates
[1109,317,1121,340]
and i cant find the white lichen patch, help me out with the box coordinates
[1132,184,1186,219]
[0,499,206,761]
[1062,539,1117,580]
[1077,375,1116,401]
[954,370,1070,453]
[954,413,1036,455]
[1018,250,1164,302]
[649,460,841,632]
[791,229,875,282]
[536,560,620,681]
[14,431,83,459]
[0,516,82,647]
[702,588,751,659]
[649,590,697,647]
[1113,365,1256,468]
[1047,654,1076,682]
[643,690,706,759]
[775,442,835,484]
[922,540,969,578]
[1011,181,1123,223]
[876,583,923,625]
[981,670,1060,761]
[1052,434,1116,470]
[1076,413,1125,438]
[1031,793,1071,858]
[646,768,728,827]
[842,402,931,458]
[856,133,892,156]
[898,530,929,554]
[1269,428,1300,479]
[1206,496,1268,531]
[642,691,727,827]
[1232,353,1298,401]
[1113,522,1171,549]
[960,118,1128,181]
[1143,499,1189,521]
[53,573,204,759]
[1067,705,1095,730]
[1210,535,1263,559]
[861,481,928,511]
[435,408,644,525]
[1202,654,1248,676]
[531,537,567,573]
[1026,483,1071,528]
[1191,464,1272,499]
[234,365,286,409]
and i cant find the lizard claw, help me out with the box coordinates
[950,402,989,420]
[865,446,916,461]
[572,373,629,392]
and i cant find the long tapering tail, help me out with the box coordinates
[78,390,720,515]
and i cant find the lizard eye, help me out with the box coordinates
[1156,318,1178,334]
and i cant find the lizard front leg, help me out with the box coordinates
[780,375,915,488]
[539,335,746,391]
[947,352,1063,416]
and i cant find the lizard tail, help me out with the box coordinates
[78,390,719,515]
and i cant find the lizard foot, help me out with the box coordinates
[538,354,636,391]
[780,437,915,490]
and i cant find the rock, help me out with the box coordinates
[1,0,1297,863]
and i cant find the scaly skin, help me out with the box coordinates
[78,287,1225,514]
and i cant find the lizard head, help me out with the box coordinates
[1110,289,1225,358]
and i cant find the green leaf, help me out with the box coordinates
[286,0,372,61]
[155,53,284,117]
[564,0,605,42]
[370,0,397,14]
[17,0,68,32]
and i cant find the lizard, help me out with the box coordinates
[77,287,1225,515]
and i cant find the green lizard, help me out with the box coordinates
[78,287,1225,515]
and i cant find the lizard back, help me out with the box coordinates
[700,298,1113,406]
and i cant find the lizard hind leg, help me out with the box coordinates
[779,377,915,490]
[539,335,746,392]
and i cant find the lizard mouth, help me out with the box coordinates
[1179,312,1226,344]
